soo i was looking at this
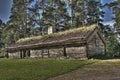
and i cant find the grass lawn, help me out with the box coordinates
[0,58,95,80]
[49,59,120,80]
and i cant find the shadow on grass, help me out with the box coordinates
[91,55,120,60]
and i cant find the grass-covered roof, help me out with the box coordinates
[17,24,96,43]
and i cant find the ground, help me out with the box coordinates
[0,59,94,80]
[49,59,120,80]
[0,59,120,80]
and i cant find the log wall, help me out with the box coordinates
[88,33,105,57]
[8,46,87,59]
[66,47,87,58]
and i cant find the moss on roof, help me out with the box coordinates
[16,24,97,43]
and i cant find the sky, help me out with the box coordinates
[101,0,115,26]
[0,0,12,23]
[0,0,115,25]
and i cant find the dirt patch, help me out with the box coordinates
[48,60,120,80]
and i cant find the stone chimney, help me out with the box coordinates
[48,26,53,34]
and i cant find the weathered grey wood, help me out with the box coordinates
[48,26,53,34]
[87,29,97,43]
[48,49,50,58]
[86,44,89,58]
[41,50,44,58]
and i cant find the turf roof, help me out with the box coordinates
[17,24,97,43]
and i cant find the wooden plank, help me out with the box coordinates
[86,44,89,58]
[87,29,97,43]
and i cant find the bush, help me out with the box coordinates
[0,50,5,57]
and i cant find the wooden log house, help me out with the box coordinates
[5,25,106,59]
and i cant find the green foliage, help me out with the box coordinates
[109,0,120,28]
[86,0,104,25]
[3,0,35,45]
[0,59,95,80]
[41,0,71,32]
[106,35,120,57]
[68,0,85,27]
[103,25,120,57]
[0,50,5,56]
[68,0,104,27]
[0,19,5,48]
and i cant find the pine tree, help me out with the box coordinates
[67,0,104,27]
[3,0,34,45]
[109,0,120,28]
[74,0,87,27]
[86,0,104,25]
[41,0,70,33]
[27,0,44,36]
[0,19,4,48]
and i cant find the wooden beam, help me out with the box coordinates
[27,50,31,57]
[86,44,89,58]
[20,50,22,59]
[23,50,26,58]
[6,51,9,58]
[63,47,67,57]
[48,49,50,58]
[104,44,106,56]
